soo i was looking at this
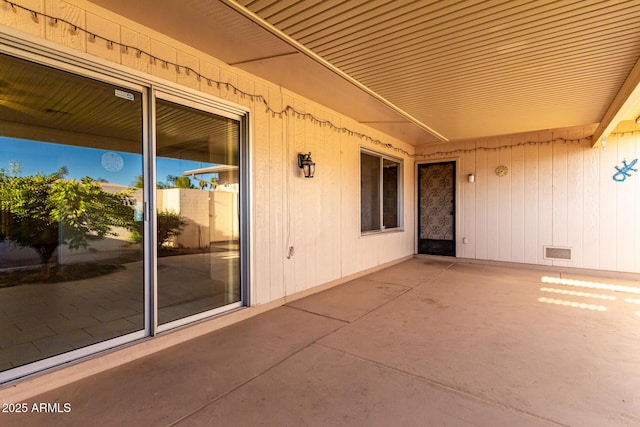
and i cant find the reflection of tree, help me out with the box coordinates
[130,210,185,250]
[166,175,194,189]
[0,165,135,269]
[133,174,202,189]
[133,174,145,189]
[194,175,218,190]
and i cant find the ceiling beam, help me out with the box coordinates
[592,55,640,147]
[220,0,448,143]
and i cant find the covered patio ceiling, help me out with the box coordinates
[90,0,640,146]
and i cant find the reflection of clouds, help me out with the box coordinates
[538,297,607,311]
[541,276,640,295]
[539,287,616,300]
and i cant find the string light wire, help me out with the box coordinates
[416,137,591,159]
[0,1,414,155]
[1,1,602,159]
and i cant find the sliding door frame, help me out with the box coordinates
[0,30,251,382]
[152,89,248,334]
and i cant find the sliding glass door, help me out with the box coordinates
[154,95,242,328]
[0,53,146,378]
[0,48,247,383]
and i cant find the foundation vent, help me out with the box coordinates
[544,246,572,261]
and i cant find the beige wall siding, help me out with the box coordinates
[418,124,640,274]
[0,0,415,304]
[4,0,636,285]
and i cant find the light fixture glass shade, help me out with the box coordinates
[304,162,315,178]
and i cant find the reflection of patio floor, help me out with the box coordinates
[3,257,640,426]
[0,251,239,371]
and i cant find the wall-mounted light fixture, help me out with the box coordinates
[636,115,640,124]
[297,152,315,178]
[468,173,475,183]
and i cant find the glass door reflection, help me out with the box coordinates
[0,53,145,374]
[155,98,241,325]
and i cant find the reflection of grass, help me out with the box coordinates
[0,263,126,287]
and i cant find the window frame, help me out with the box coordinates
[359,148,403,235]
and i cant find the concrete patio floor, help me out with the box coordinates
[2,257,639,426]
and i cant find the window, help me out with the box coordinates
[360,150,402,233]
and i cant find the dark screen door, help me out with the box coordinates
[418,162,456,256]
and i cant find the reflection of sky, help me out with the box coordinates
[0,137,218,187]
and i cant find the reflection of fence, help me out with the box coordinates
[158,188,239,248]
[96,184,240,249]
